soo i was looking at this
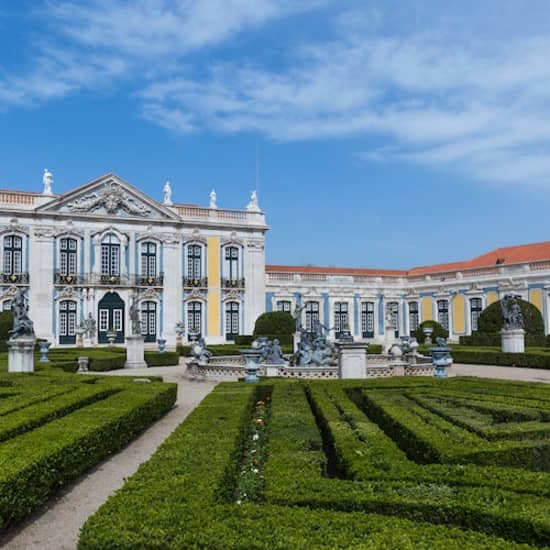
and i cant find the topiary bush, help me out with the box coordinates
[253,312,294,337]
[0,311,13,352]
[478,299,544,335]
[415,320,449,344]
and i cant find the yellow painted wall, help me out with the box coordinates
[452,294,465,334]
[207,237,221,336]
[530,288,543,313]
[422,297,433,321]
[486,291,498,306]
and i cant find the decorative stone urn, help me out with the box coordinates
[157,338,167,353]
[106,330,117,346]
[38,341,51,362]
[423,326,434,345]
[430,338,453,378]
[240,349,262,383]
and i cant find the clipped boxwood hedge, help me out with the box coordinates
[478,299,544,335]
[414,320,449,344]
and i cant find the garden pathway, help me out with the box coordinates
[1,365,217,550]
[452,364,550,383]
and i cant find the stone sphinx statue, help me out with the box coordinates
[9,289,35,340]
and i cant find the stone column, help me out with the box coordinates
[337,342,368,379]
[162,238,182,349]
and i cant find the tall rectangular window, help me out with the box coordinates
[470,298,483,332]
[437,300,449,330]
[187,245,202,279]
[276,300,291,313]
[225,246,239,280]
[388,301,399,337]
[225,302,239,340]
[408,302,419,335]
[361,302,374,337]
[187,301,202,336]
[3,235,22,274]
[60,238,77,276]
[334,302,349,337]
[305,301,320,334]
[101,238,120,276]
[141,242,157,277]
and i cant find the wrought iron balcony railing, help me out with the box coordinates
[221,277,245,289]
[136,274,164,287]
[54,272,84,285]
[1,272,29,284]
[183,277,208,288]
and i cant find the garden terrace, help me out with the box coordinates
[0,368,176,533]
[81,377,550,549]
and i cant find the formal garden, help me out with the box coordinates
[77,377,550,548]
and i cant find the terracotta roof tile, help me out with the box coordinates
[267,241,550,278]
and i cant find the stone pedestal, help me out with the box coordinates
[8,338,36,373]
[77,357,89,372]
[501,329,525,353]
[125,335,147,369]
[337,342,368,379]
[383,325,396,354]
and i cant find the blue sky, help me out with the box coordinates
[1,1,550,269]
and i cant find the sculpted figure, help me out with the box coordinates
[43,168,53,194]
[163,180,173,206]
[501,295,524,330]
[129,297,142,336]
[209,189,217,209]
[266,338,286,365]
[10,289,35,339]
[247,190,260,212]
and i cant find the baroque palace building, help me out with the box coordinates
[1,171,550,347]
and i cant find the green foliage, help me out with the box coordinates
[144,351,180,367]
[460,333,550,347]
[79,378,550,548]
[367,344,383,354]
[253,311,295,337]
[0,371,176,531]
[234,335,255,345]
[178,343,294,357]
[0,311,13,352]
[414,320,449,344]
[451,348,550,369]
[478,299,544,335]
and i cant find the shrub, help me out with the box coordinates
[414,320,449,344]
[459,333,549,347]
[234,335,255,345]
[253,312,294,337]
[367,344,383,354]
[0,311,13,352]
[478,299,544,335]
[144,351,180,367]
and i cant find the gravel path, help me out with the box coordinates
[452,363,550,383]
[0,366,217,550]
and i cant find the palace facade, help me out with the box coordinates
[1,172,549,347]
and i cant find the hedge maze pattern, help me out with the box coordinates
[80,378,550,549]
[0,372,176,533]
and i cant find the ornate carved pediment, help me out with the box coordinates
[138,288,161,302]
[55,286,81,301]
[185,288,207,301]
[0,218,29,236]
[222,231,244,248]
[137,226,181,244]
[184,229,207,246]
[36,174,181,221]
[223,288,244,301]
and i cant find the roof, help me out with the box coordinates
[267,241,550,278]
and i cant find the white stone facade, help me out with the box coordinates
[0,174,267,348]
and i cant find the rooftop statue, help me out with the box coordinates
[43,168,53,195]
[163,180,173,206]
[10,289,35,339]
[500,294,524,330]
[247,190,260,212]
[209,189,218,209]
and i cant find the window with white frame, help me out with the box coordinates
[141,300,157,342]
[59,300,77,342]
[2,300,11,311]
[187,301,202,336]
[437,300,449,330]
[361,302,374,337]
[99,309,109,331]
[112,309,123,332]
[187,245,202,279]
[388,301,399,336]
[408,302,419,335]
[470,298,483,332]
[334,302,349,336]
[305,301,320,334]
[3,235,22,274]
[276,300,291,313]
[140,242,157,277]
[225,301,239,340]
[60,238,78,276]
[101,235,120,276]
[225,246,239,281]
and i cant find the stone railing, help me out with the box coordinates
[176,206,254,224]
[0,191,36,207]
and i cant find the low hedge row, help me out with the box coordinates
[79,380,535,548]
[452,349,550,369]
[177,343,294,357]
[460,333,550,347]
[0,376,176,532]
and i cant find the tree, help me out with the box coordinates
[478,298,544,335]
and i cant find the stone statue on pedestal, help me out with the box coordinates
[10,289,35,339]
[163,180,173,206]
[209,189,217,209]
[129,297,142,335]
[43,169,53,195]
[83,313,96,339]
[246,190,260,212]
[500,295,524,330]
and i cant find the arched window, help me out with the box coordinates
[408,302,419,335]
[387,301,399,337]
[101,234,120,279]
[187,245,202,279]
[276,300,291,313]
[334,302,349,338]
[60,238,78,276]
[437,300,449,330]
[187,301,202,337]
[141,242,157,278]
[225,246,239,281]
[59,300,77,344]
[305,301,320,334]
[470,298,483,332]
[3,235,22,275]
[225,302,239,341]
[361,302,374,338]
[141,301,157,342]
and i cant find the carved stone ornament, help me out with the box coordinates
[222,231,244,248]
[246,239,264,250]
[185,229,207,246]
[56,286,81,301]
[138,288,160,302]
[67,182,152,217]
[223,288,244,301]
[1,285,19,300]
[0,219,29,236]
[186,288,207,301]
[34,226,56,239]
